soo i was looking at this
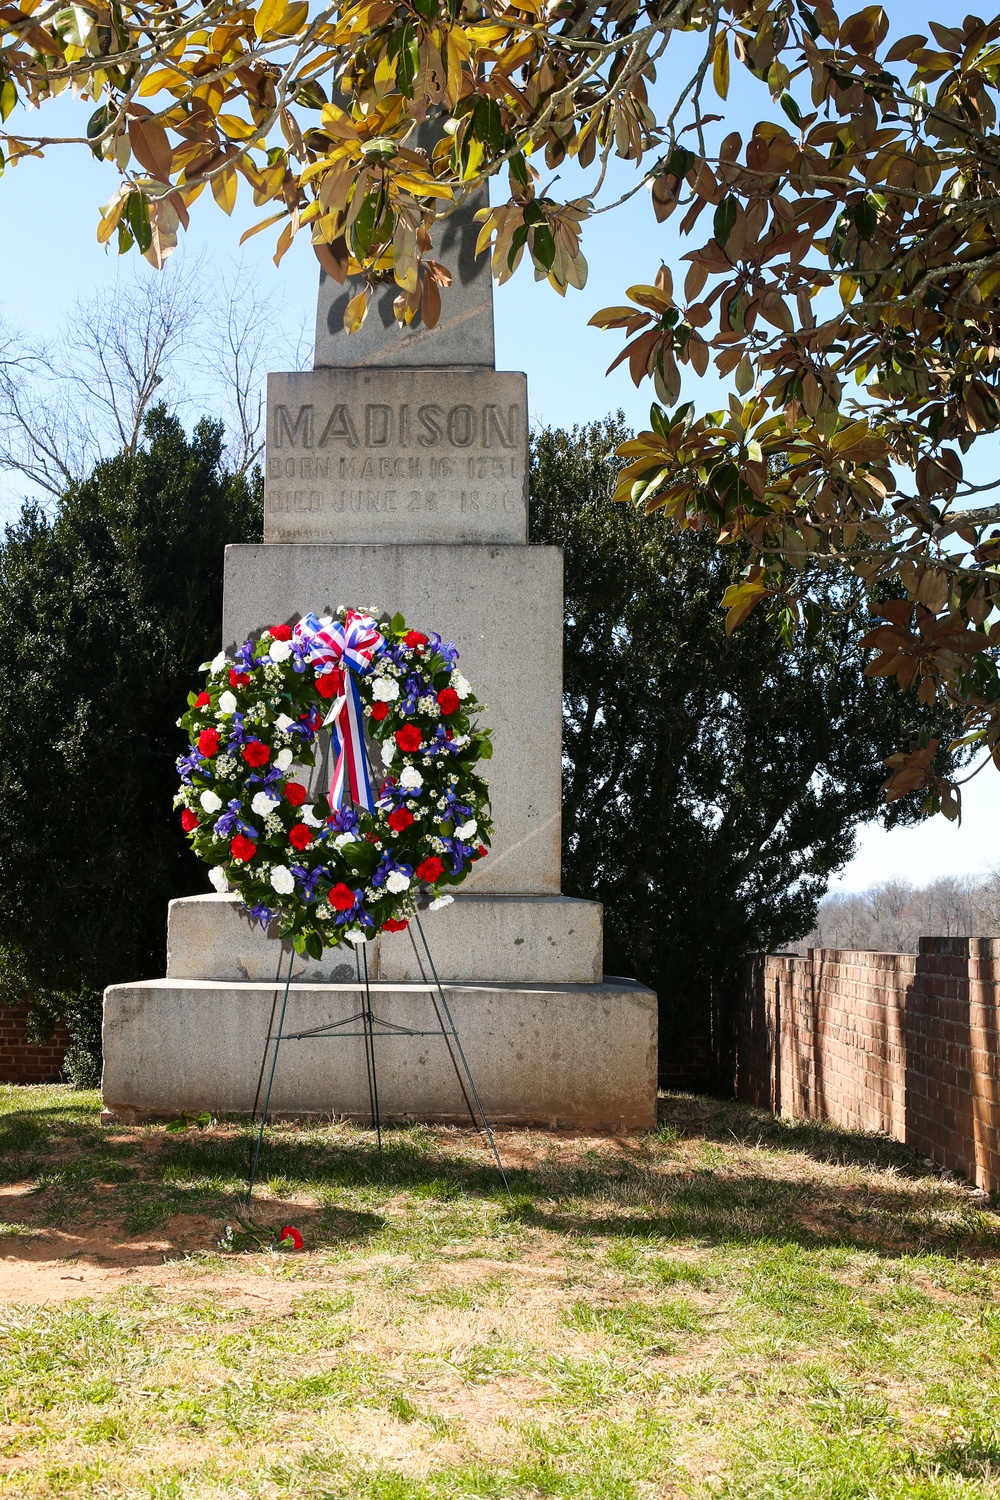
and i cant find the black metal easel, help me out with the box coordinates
[244,728,510,1207]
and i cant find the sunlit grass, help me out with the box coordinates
[1,1084,999,1497]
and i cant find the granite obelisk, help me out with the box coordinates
[102,207,657,1130]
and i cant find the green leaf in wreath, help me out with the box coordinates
[390,611,406,634]
[305,930,323,960]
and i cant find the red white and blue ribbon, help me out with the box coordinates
[292,611,384,812]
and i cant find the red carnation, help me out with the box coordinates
[417,856,444,883]
[180,808,199,832]
[328,883,355,912]
[270,623,293,641]
[284,782,307,807]
[371,701,390,722]
[198,728,220,757]
[395,724,422,753]
[437,688,459,715]
[195,691,210,708]
[230,833,257,862]
[404,630,428,649]
[242,741,270,768]
[288,823,312,851]
[478,844,488,858]
[278,1224,303,1249]
[229,668,250,689]
[316,673,339,700]
[387,807,415,833]
[383,918,409,933]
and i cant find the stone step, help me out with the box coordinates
[166,891,602,985]
[102,977,657,1131]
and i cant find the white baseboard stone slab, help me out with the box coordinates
[264,368,527,546]
[167,892,602,985]
[222,542,563,896]
[102,977,657,1131]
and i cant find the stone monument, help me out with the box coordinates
[101,211,658,1131]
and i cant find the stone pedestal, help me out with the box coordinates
[101,212,656,1131]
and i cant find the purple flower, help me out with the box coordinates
[243,902,275,929]
[176,750,207,784]
[442,837,474,874]
[247,765,284,794]
[216,800,259,840]
[334,889,373,929]
[422,725,462,759]
[291,863,329,901]
[401,672,425,714]
[372,854,413,889]
[376,779,413,812]
[427,632,459,666]
[442,789,473,820]
[226,711,255,748]
[327,806,359,835]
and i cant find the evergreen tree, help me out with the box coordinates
[0,409,262,1081]
[530,417,966,1078]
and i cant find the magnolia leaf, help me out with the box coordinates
[712,33,730,100]
[211,168,238,215]
[343,287,368,334]
[254,0,286,38]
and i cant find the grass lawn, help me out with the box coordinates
[2,1086,1000,1498]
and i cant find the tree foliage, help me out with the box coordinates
[0,1,997,806]
[531,416,967,1067]
[0,410,262,1080]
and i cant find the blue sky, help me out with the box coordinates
[0,1,996,890]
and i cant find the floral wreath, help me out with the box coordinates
[174,609,493,958]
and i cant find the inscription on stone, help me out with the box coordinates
[264,368,528,544]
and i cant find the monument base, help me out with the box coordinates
[101,975,658,1131]
[167,893,603,984]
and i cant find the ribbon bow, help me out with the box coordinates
[292,611,384,812]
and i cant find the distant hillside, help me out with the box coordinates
[800,871,1000,954]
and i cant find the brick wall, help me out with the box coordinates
[737,938,1000,1191]
[0,1005,69,1084]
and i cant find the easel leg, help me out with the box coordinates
[357,940,382,1150]
[246,945,295,1210]
[414,914,511,1199]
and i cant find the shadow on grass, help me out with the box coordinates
[656,1094,928,1176]
[2,1089,998,1264]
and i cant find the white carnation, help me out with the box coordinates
[218,690,238,715]
[275,713,295,732]
[372,678,400,702]
[251,791,279,816]
[381,739,396,766]
[200,790,223,813]
[210,651,227,673]
[268,639,292,662]
[275,748,294,771]
[208,866,229,893]
[386,870,411,894]
[399,767,423,790]
[455,819,477,841]
[344,928,367,945]
[333,832,356,851]
[270,865,295,895]
[453,673,471,699]
[302,804,324,828]
[429,895,454,911]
